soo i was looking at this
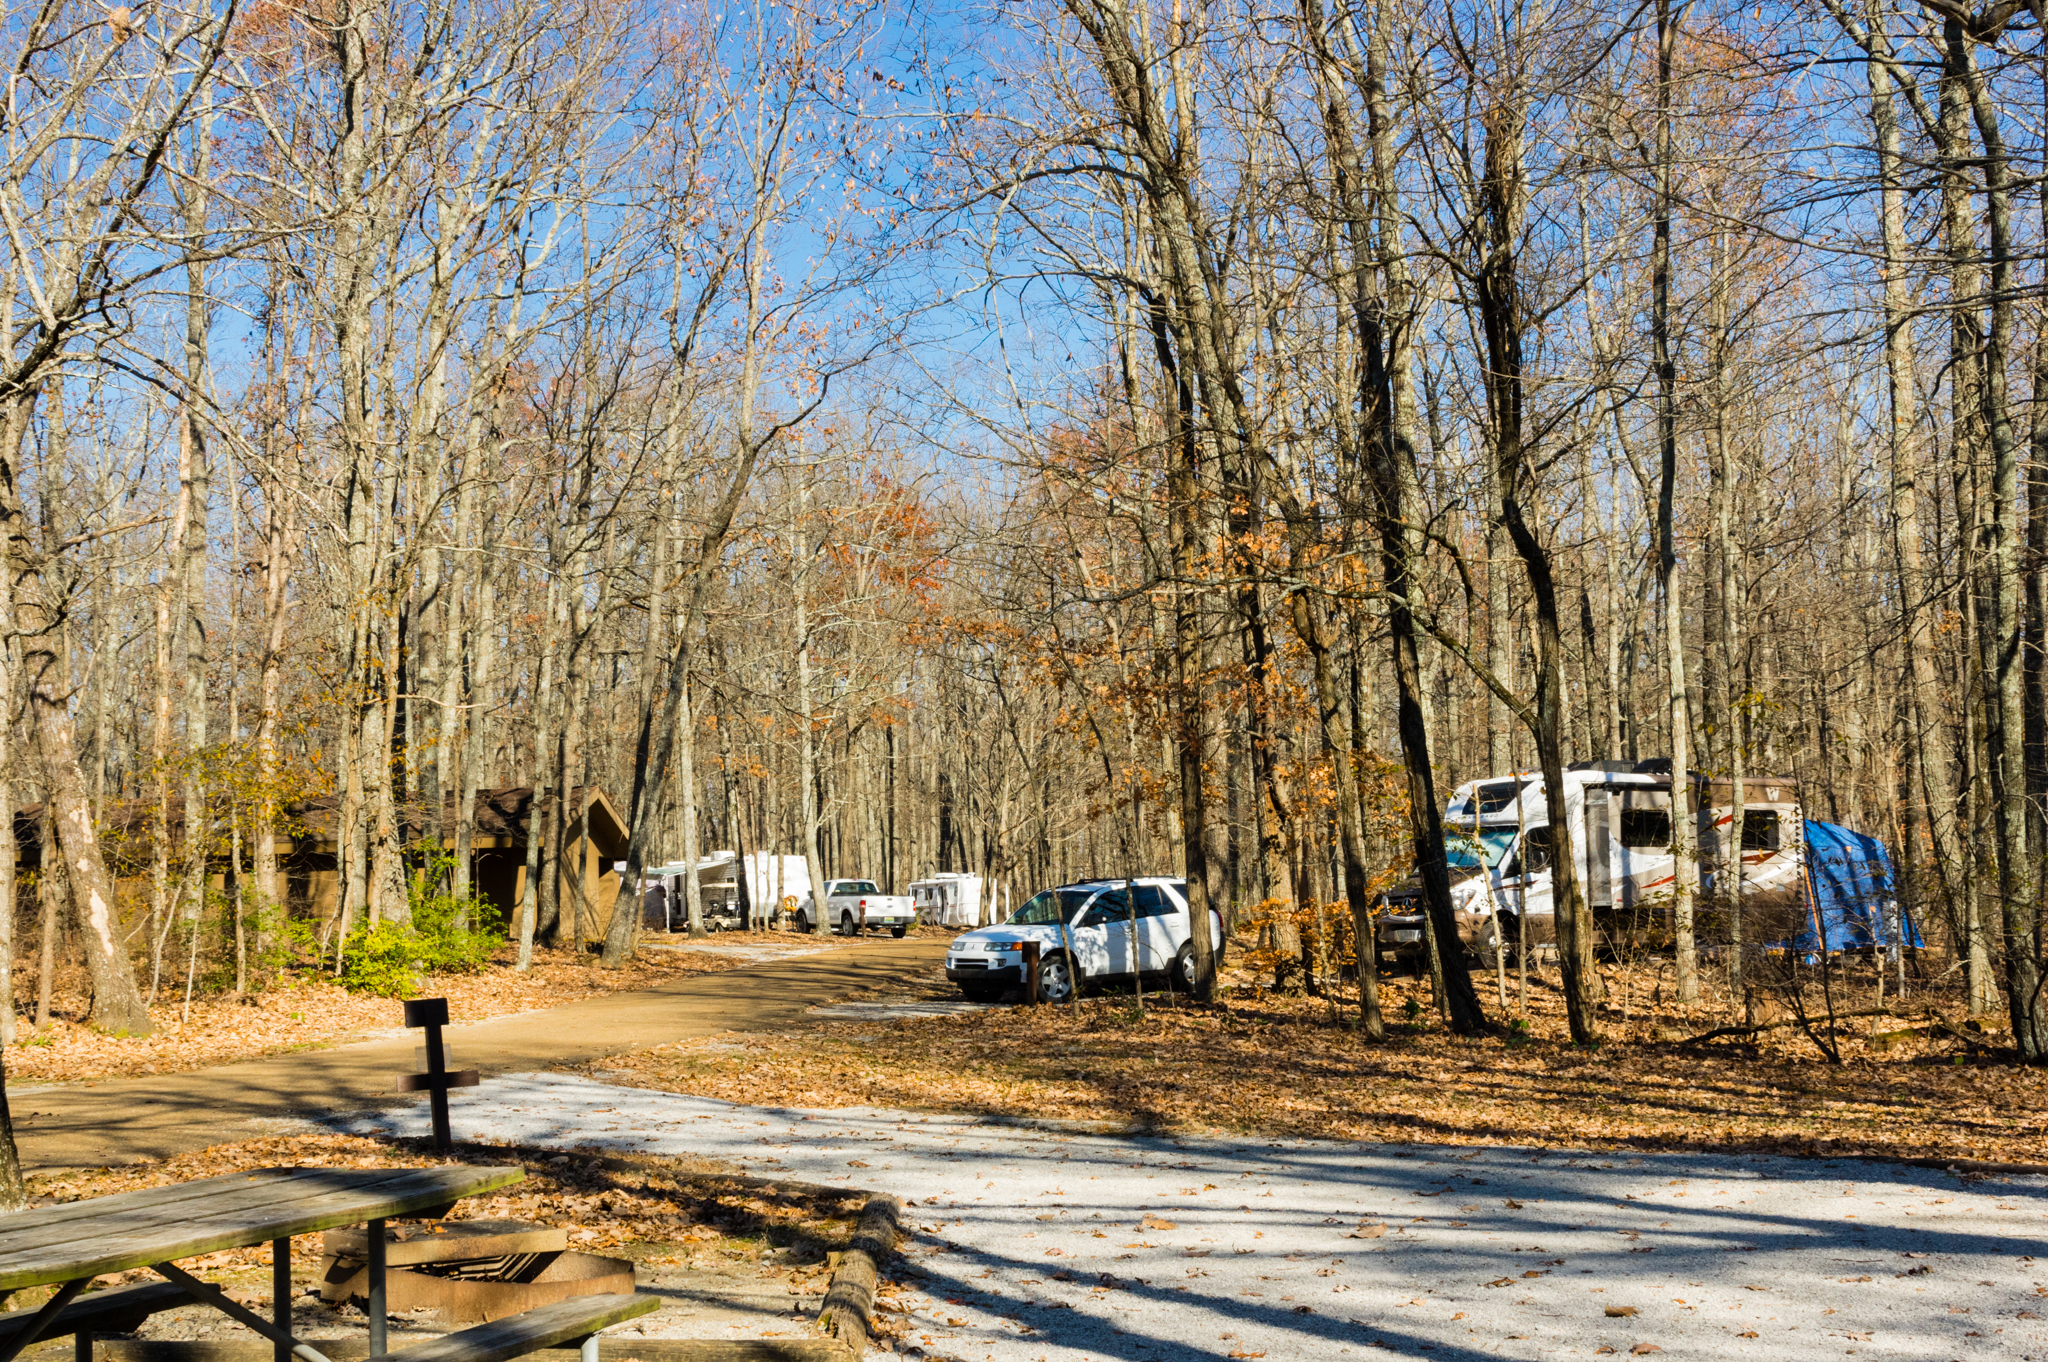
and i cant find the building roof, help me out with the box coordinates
[11,786,630,870]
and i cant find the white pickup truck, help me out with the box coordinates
[801,879,915,937]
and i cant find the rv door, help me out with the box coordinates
[1583,789,1613,911]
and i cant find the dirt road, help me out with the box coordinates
[10,936,949,1172]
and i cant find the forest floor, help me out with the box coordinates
[575,954,2048,1167]
[3,932,842,1084]
[9,1131,884,1353]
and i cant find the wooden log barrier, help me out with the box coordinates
[814,1196,903,1359]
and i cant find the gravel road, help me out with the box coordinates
[345,1071,2047,1362]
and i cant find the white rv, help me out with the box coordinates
[639,852,746,931]
[1375,760,1805,962]
[910,873,984,927]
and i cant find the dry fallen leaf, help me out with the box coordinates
[1604,1305,1638,1318]
[582,982,2048,1164]
[1631,1346,1661,1356]
[1348,1222,1388,1239]
[1141,1215,1178,1231]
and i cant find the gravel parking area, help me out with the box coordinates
[342,1072,2048,1361]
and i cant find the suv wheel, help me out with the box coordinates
[1036,951,1076,1004]
[1172,943,1197,994]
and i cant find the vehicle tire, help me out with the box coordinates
[1036,951,1077,1004]
[891,926,908,938]
[1483,913,1522,966]
[793,913,811,934]
[840,910,857,937]
[1171,943,1198,994]
[960,982,1004,1003]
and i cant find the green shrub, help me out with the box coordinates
[340,920,423,998]
[338,850,503,997]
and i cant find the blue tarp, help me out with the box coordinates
[1791,819,1924,953]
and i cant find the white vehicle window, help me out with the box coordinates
[841,881,880,896]
[1621,809,1670,850]
[1739,811,1781,852]
[1011,888,1093,925]
[1135,885,1177,918]
[1504,826,1554,877]
[1079,889,1131,924]
[1447,827,1516,870]
[1473,780,1520,814]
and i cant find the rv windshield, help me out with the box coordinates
[1008,888,1094,925]
[1446,827,1517,871]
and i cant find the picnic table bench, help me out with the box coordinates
[0,1167,656,1362]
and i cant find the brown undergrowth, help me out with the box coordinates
[578,965,2048,1166]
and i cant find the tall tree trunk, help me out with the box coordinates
[1706,230,1747,1004]
[0,595,13,1046]
[1652,0,1699,1006]
[252,483,292,926]
[794,471,827,929]
[1952,17,2043,1058]
[517,579,560,969]
[1843,0,1968,952]
[0,390,151,1034]
[1936,20,1997,1015]
[1471,46,1594,1044]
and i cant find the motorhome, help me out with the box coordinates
[1374,759,1806,963]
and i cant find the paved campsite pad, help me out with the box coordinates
[342,1072,2048,1361]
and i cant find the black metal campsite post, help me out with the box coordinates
[399,997,480,1154]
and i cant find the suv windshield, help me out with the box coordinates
[1446,827,1517,870]
[1009,888,1095,925]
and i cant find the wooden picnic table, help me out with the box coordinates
[0,1166,655,1362]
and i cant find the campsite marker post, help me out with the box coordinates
[399,997,480,1154]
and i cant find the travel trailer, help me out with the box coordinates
[910,872,984,927]
[640,852,745,930]
[640,850,815,930]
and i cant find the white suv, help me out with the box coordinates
[944,877,1225,1003]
